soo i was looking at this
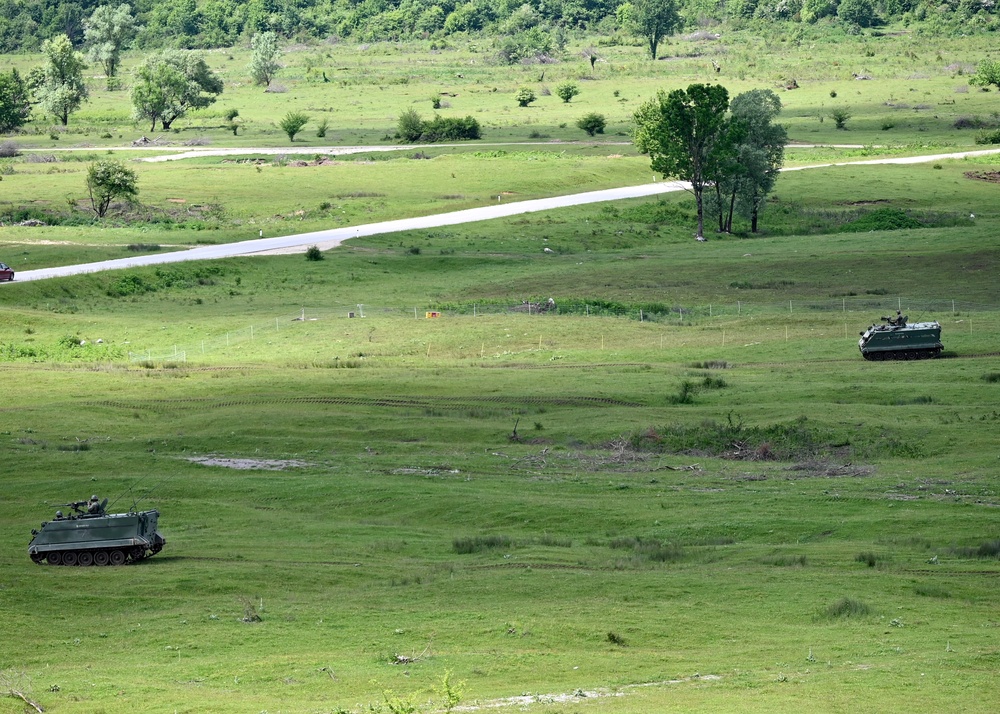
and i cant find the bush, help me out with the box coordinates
[397,108,424,142]
[974,128,1000,145]
[397,110,481,142]
[279,111,309,142]
[305,245,323,261]
[825,597,872,619]
[420,115,481,141]
[515,87,536,107]
[0,140,20,157]
[831,108,851,129]
[839,207,922,232]
[316,117,328,138]
[555,82,580,103]
[576,112,606,136]
[453,535,513,554]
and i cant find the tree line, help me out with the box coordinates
[0,5,290,134]
[0,0,996,53]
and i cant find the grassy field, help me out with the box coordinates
[2,26,1000,714]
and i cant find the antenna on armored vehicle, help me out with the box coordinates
[107,473,153,513]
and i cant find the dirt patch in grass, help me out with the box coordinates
[186,456,310,470]
[964,170,1000,183]
[785,460,875,478]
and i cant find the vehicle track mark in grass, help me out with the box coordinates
[86,394,643,411]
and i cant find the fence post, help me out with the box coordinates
[738,300,741,316]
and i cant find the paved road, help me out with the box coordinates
[10,147,1000,283]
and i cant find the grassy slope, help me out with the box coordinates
[2,27,1000,714]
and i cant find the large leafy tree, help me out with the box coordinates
[0,69,32,133]
[718,89,787,233]
[247,31,282,87]
[618,0,681,61]
[35,34,89,126]
[84,4,140,87]
[131,50,224,131]
[633,83,730,240]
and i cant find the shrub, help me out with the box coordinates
[397,111,481,142]
[555,82,580,103]
[279,111,309,142]
[421,114,481,141]
[974,129,1000,145]
[397,108,424,142]
[316,117,328,138]
[840,207,922,232]
[515,87,536,107]
[825,597,872,619]
[854,551,879,567]
[453,535,513,554]
[831,108,851,129]
[107,274,152,297]
[305,245,323,261]
[0,140,20,157]
[576,112,606,136]
[606,631,627,646]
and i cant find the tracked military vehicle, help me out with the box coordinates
[28,495,166,566]
[859,312,943,361]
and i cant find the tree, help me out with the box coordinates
[279,111,309,142]
[131,50,224,132]
[0,69,32,133]
[633,83,730,241]
[84,4,139,87]
[35,35,89,126]
[556,82,580,103]
[86,159,138,217]
[576,112,606,136]
[718,89,787,233]
[837,0,877,27]
[398,108,424,142]
[515,87,536,107]
[619,0,681,61]
[970,59,1000,91]
[248,31,282,87]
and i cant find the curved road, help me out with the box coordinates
[11,147,1000,283]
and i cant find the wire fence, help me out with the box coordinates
[128,296,995,363]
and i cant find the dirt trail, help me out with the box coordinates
[9,147,1000,282]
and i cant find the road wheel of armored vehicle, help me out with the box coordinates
[45,552,62,565]
[30,553,45,564]
[62,551,78,566]
[111,550,127,566]
[78,551,94,566]
[94,550,110,566]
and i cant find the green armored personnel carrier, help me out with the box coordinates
[859,312,943,361]
[28,495,166,566]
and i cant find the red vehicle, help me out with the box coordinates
[0,263,13,281]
